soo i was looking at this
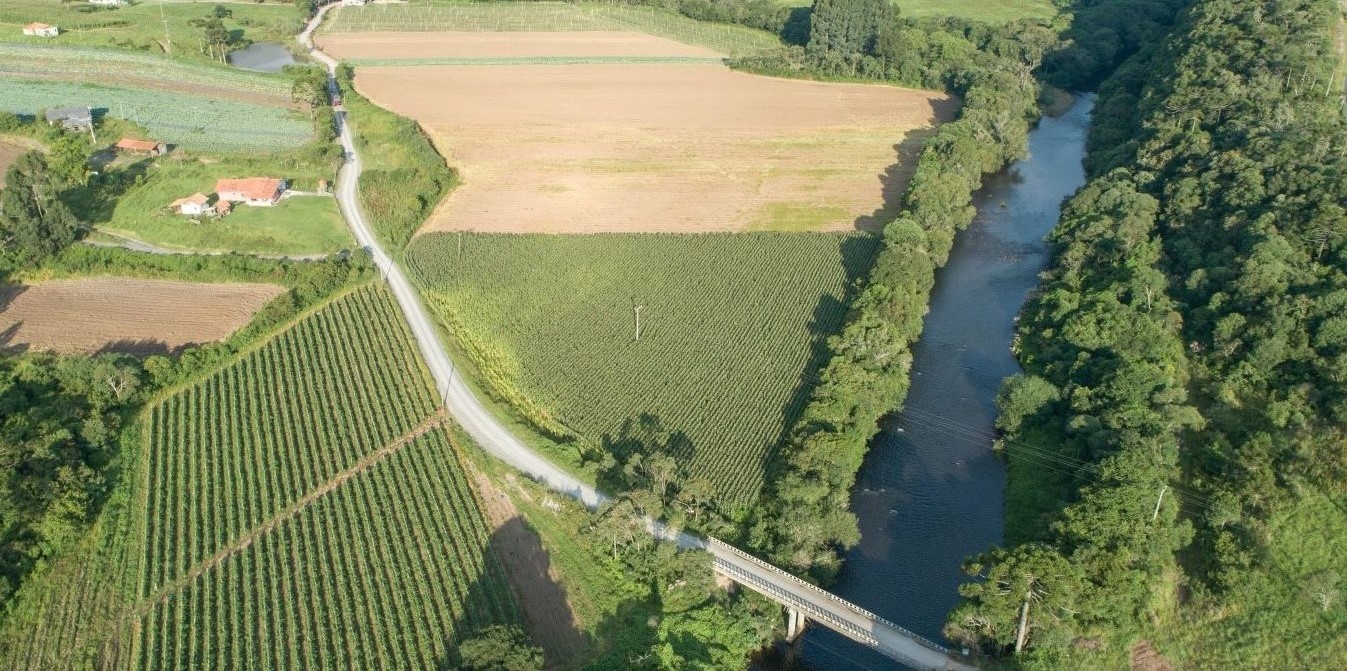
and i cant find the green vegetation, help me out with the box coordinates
[949,0,1347,667]
[407,233,879,507]
[466,434,778,670]
[0,43,292,103]
[323,1,783,57]
[0,0,305,64]
[337,66,451,252]
[890,0,1057,23]
[1,151,83,264]
[740,0,1052,579]
[0,78,313,153]
[105,190,350,257]
[0,284,524,669]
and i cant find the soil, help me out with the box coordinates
[0,278,285,355]
[0,135,43,189]
[1130,640,1175,671]
[318,30,723,59]
[353,61,955,234]
[472,468,587,668]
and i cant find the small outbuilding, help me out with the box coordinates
[115,137,168,156]
[23,23,59,38]
[215,177,286,206]
[342,0,369,6]
[88,0,127,6]
[170,193,216,217]
[46,106,93,132]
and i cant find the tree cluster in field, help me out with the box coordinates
[738,0,1047,581]
[337,66,455,252]
[0,352,141,606]
[948,0,1347,662]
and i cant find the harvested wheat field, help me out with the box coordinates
[318,30,722,59]
[353,61,955,234]
[0,278,285,354]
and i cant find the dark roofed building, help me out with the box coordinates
[46,106,93,131]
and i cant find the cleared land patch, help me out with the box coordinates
[407,233,882,504]
[354,62,952,234]
[0,135,42,188]
[0,278,284,354]
[318,30,722,60]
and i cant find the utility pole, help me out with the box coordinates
[1151,484,1169,521]
[160,2,172,57]
[633,305,644,342]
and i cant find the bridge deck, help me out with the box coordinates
[707,539,977,671]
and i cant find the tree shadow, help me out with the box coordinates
[760,234,883,486]
[595,413,695,494]
[852,128,942,231]
[94,338,181,357]
[63,157,152,225]
[488,516,586,668]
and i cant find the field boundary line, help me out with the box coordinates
[132,409,448,618]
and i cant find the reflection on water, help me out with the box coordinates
[791,95,1094,670]
[228,42,295,73]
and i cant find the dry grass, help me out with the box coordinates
[0,278,285,354]
[353,60,954,234]
[318,30,722,59]
[0,135,42,189]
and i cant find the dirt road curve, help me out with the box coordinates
[300,6,606,509]
[302,9,973,669]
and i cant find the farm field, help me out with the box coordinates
[317,30,723,61]
[354,63,950,234]
[0,43,294,106]
[0,0,303,63]
[0,278,284,354]
[322,1,782,57]
[406,233,882,504]
[0,78,312,153]
[0,285,520,670]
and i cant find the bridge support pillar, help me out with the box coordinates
[785,607,807,642]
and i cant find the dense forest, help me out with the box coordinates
[950,0,1347,666]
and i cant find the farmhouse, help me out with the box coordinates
[45,106,93,132]
[23,23,58,38]
[169,193,217,217]
[342,0,369,6]
[215,177,286,206]
[115,137,167,156]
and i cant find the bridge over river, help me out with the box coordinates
[303,5,979,669]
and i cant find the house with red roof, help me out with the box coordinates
[215,178,286,207]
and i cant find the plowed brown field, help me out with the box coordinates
[0,278,285,354]
[318,30,722,59]
[352,59,954,234]
[0,136,43,189]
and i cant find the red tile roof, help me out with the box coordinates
[215,177,284,202]
[170,193,211,209]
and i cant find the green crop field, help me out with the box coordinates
[0,43,292,104]
[0,285,518,670]
[0,0,304,63]
[0,78,312,153]
[323,1,782,57]
[769,0,1059,24]
[407,233,881,505]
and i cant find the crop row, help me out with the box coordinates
[323,1,780,57]
[137,430,518,671]
[140,286,436,596]
[0,43,292,101]
[0,77,311,153]
[407,232,880,505]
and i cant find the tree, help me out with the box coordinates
[586,499,649,560]
[806,0,896,59]
[946,544,1082,655]
[0,152,84,264]
[458,625,543,671]
[47,133,91,187]
[212,4,232,19]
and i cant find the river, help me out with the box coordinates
[791,94,1093,670]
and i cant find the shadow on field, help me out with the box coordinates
[761,234,884,483]
[0,284,28,352]
[95,338,185,357]
[596,413,695,494]
[63,158,152,226]
[486,516,587,668]
[853,130,940,231]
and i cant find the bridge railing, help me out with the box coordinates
[707,538,954,655]
[712,556,946,670]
